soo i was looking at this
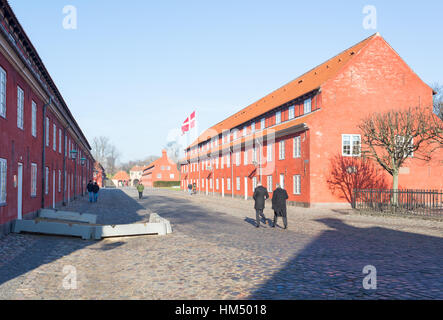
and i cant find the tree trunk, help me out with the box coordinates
[392,171,399,210]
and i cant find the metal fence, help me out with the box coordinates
[353,189,443,217]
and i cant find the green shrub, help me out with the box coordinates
[154,181,180,188]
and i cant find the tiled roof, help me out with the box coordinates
[130,166,144,172]
[187,33,379,150]
[113,171,129,180]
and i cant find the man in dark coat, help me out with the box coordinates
[272,184,289,229]
[87,180,94,203]
[92,182,100,203]
[253,182,269,228]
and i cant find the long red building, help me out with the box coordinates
[0,1,94,236]
[180,33,442,207]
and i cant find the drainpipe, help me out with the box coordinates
[62,125,69,206]
[41,97,52,209]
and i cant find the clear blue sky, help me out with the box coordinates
[9,0,443,163]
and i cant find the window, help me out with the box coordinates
[304,98,312,114]
[293,175,301,195]
[215,158,219,169]
[252,176,257,192]
[251,122,255,132]
[221,156,224,169]
[216,178,219,190]
[289,105,295,120]
[253,147,257,163]
[161,166,165,170]
[236,177,241,191]
[210,179,213,189]
[342,134,361,157]
[0,159,7,203]
[276,111,281,124]
[267,143,273,162]
[167,166,171,170]
[227,178,231,191]
[17,86,24,129]
[31,163,37,197]
[157,174,162,179]
[65,135,67,156]
[243,126,247,137]
[0,67,6,118]
[59,129,62,153]
[261,118,265,130]
[267,175,273,192]
[58,170,61,193]
[46,118,50,146]
[45,167,49,195]
[236,152,240,166]
[244,149,248,165]
[293,136,301,158]
[31,101,37,137]
[53,124,57,151]
[280,174,285,189]
[202,179,204,188]
[233,130,238,140]
[279,141,285,160]
[170,174,175,179]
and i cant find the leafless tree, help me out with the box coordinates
[91,136,120,175]
[358,106,441,204]
[431,83,443,120]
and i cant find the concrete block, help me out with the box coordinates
[12,219,94,240]
[149,213,172,234]
[39,209,97,224]
[94,222,167,240]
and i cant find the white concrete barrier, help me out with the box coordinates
[40,209,97,224]
[94,222,167,240]
[13,219,94,240]
[149,213,172,234]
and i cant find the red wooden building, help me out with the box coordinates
[0,1,94,236]
[140,150,180,187]
[180,33,442,207]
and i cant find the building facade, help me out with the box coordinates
[0,1,94,236]
[180,33,443,207]
[140,150,180,187]
[129,166,144,186]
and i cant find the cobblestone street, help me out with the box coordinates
[0,188,442,300]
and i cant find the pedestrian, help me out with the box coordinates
[137,182,145,199]
[253,182,269,228]
[92,181,100,203]
[86,180,94,203]
[192,183,197,195]
[272,183,289,229]
[188,183,193,195]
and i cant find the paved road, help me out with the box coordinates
[0,188,442,299]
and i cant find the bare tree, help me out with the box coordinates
[358,106,441,204]
[431,83,443,120]
[91,136,120,175]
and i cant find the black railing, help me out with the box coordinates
[353,189,443,217]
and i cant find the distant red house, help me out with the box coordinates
[140,150,180,187]
[112,171,130,187]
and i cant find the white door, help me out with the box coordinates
[244,177,248,200]
[17,163,23,220]
[222,178,224,198]
[206,179,208,196]
[53,170,56,209]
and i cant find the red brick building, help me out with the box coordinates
[140,150,180,187]
[0,1,94,236]
[180,33,442,207]
[93,162,106,188]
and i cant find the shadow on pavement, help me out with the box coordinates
[0,189,146,287]
[248,218,443,299]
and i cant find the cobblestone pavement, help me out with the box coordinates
[0,188,442,300]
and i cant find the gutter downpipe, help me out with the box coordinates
[41,97,52,209]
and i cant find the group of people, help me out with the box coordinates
[86,181,100,203]
[187,183,197,195]
[253,183,289,229]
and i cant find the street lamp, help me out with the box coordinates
[70,150,78,199]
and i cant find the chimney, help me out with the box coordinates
[162,149,167,158]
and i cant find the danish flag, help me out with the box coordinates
[182,111,196,135]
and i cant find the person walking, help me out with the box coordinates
[87,180,94,203]
[188,183,193,195]
[272,183,289,229]
[253,182,269,228]
[92,181,100,203]
[137,182,145,199]
[192,183,197,195]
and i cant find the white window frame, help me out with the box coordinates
[251,122,255,133]
[59,129,62,153]
[58,170,61,193]
[236,177,241,191]
[276,111,281,124]
[46,117,50,147]
[267,175,273,193]
[267,143,273,162]
[342,134,361,157]
[0,67,6,118]
[170,174,174,179]
[31,101,37,137]
[227,178,231,191]
[53,124,57,151]
[31,163,37,197]
[279,140,285,160]
[289,105,295,120]
[236,152,240,166]
[17,86,24,130]
[45,167,49,195]
[261,118,265,130]
[244,149,248,165]
[304,98,312,114]
[293,175,301,195]
[0,158,7,204]
[293,136,301,158]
